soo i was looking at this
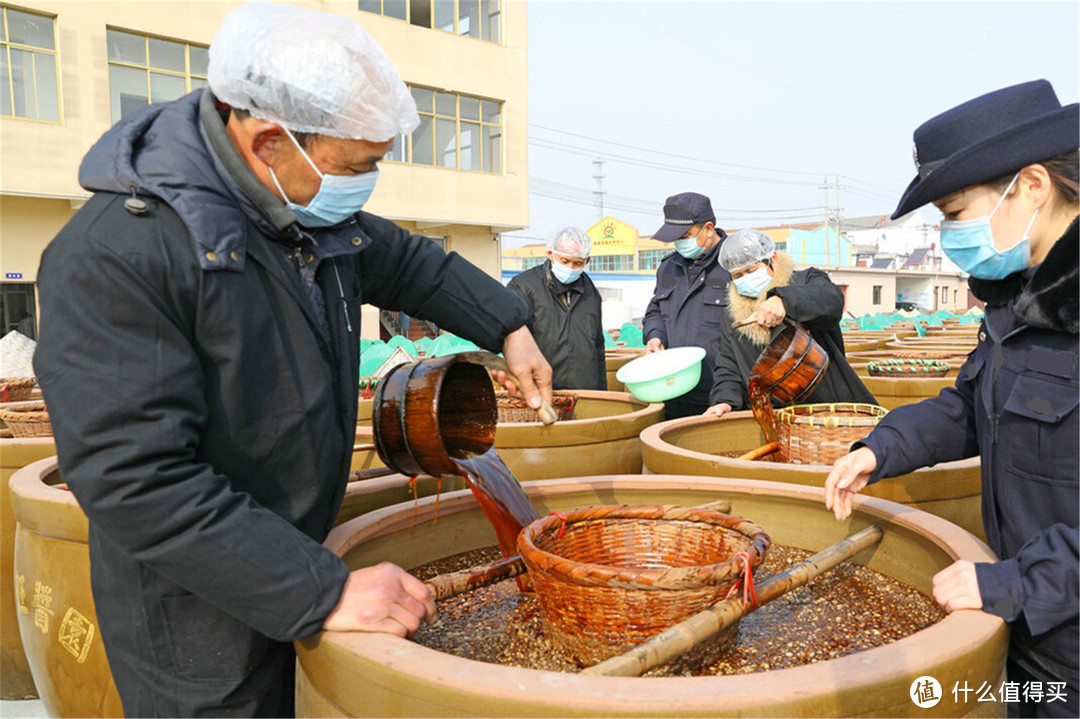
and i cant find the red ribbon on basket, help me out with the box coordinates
[723,551,757,608]
[1,384,7,403]
[550,511,568,539]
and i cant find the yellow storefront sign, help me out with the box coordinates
[587,216,638,256]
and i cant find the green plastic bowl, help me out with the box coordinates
[615,346,706,402]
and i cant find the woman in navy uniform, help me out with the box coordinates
[824,80,1078,718]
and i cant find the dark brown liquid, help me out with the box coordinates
[453,448,540,559]
[747,377,778,443]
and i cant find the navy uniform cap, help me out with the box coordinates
[653,192,718,242]
[892,79,1079,219]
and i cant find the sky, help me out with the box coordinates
[503,0,1080,247]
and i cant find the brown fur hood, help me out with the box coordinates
[727,251,795,347]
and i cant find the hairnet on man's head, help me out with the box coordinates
[547,227,592,258]
[208,1,419,142]
[718,229,776,272]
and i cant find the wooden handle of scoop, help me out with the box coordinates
[454,351,559,425]
[582,524,885,677]
[423,555,527,601]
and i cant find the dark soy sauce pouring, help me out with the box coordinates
[372,353,547,589]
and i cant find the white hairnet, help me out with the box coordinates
[718,229,776,271]
[208,1,419,142]
[547,227,592,258]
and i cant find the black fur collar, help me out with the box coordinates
[969,217,1078,335]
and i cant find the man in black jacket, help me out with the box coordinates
[706,229,875,416]
[642,192,731,418]
[507,227,607,390]
[32,3,551,716]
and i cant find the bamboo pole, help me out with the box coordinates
[582,524,885,677]
[736,442,780,462]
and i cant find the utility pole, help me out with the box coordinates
[835,174,842,266]
[593,158,606,220]
[820,176,830,265]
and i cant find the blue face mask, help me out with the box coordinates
[550,260,583,284]
[939,173,1038,280]
[733,264,773,297]
[269,128,378,228]
[674,229,704,260]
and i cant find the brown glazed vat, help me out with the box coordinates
[604,351,637,392]
[1,438,55,699]
[5,455,466,717]
[8,458,123,718]
[886,339,978,353]
[846,350,967,378]
[296,476,1006,718]
[491,390,663,480]
[841,339,880,353]
[858,374,958,410]
[640,411,983,539]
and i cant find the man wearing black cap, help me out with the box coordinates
[642,192,731,418]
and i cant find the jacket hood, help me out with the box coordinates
[78,90,256,272]
[969,216,1078,334]
[728,251,795,346]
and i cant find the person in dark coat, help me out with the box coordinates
[642,192,731,418]
[31,4,552,717]
[705,229,875,417]
[825,80,1078,718]
[507,227,607,390]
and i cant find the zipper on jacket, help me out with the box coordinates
[984,317,1029,445]
[332,259,354,335]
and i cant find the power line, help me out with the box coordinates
[530,123,826,178]
[530,176,828,215]
[529,138,822,187]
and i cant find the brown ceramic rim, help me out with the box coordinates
[8,457,87,541]
[493,391,663,447]
[639,411,980,505]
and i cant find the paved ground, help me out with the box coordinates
[1,698,48,717]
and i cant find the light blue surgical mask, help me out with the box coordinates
[733,265,773,297]
[939,172,1038,280]
[674,229,704,260]
[269,128,378,228]
[550,260,583,284]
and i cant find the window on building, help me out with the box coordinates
[106,28,208,124]
[590,255,633,273]
[953,289,958,306]
[1,6,60,121]
[393,85,502,173]
[941,286,948,304]
[637,249,668,271]
[358,0,500,43]
[872,285,882,305]
[0,282,36,339]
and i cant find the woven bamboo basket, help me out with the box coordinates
[776,403,886,465]
[0,377,35,402]
[866,358,950,378]
[517,504,770,666]
[0,401,52,438]
[495,391,577,423]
